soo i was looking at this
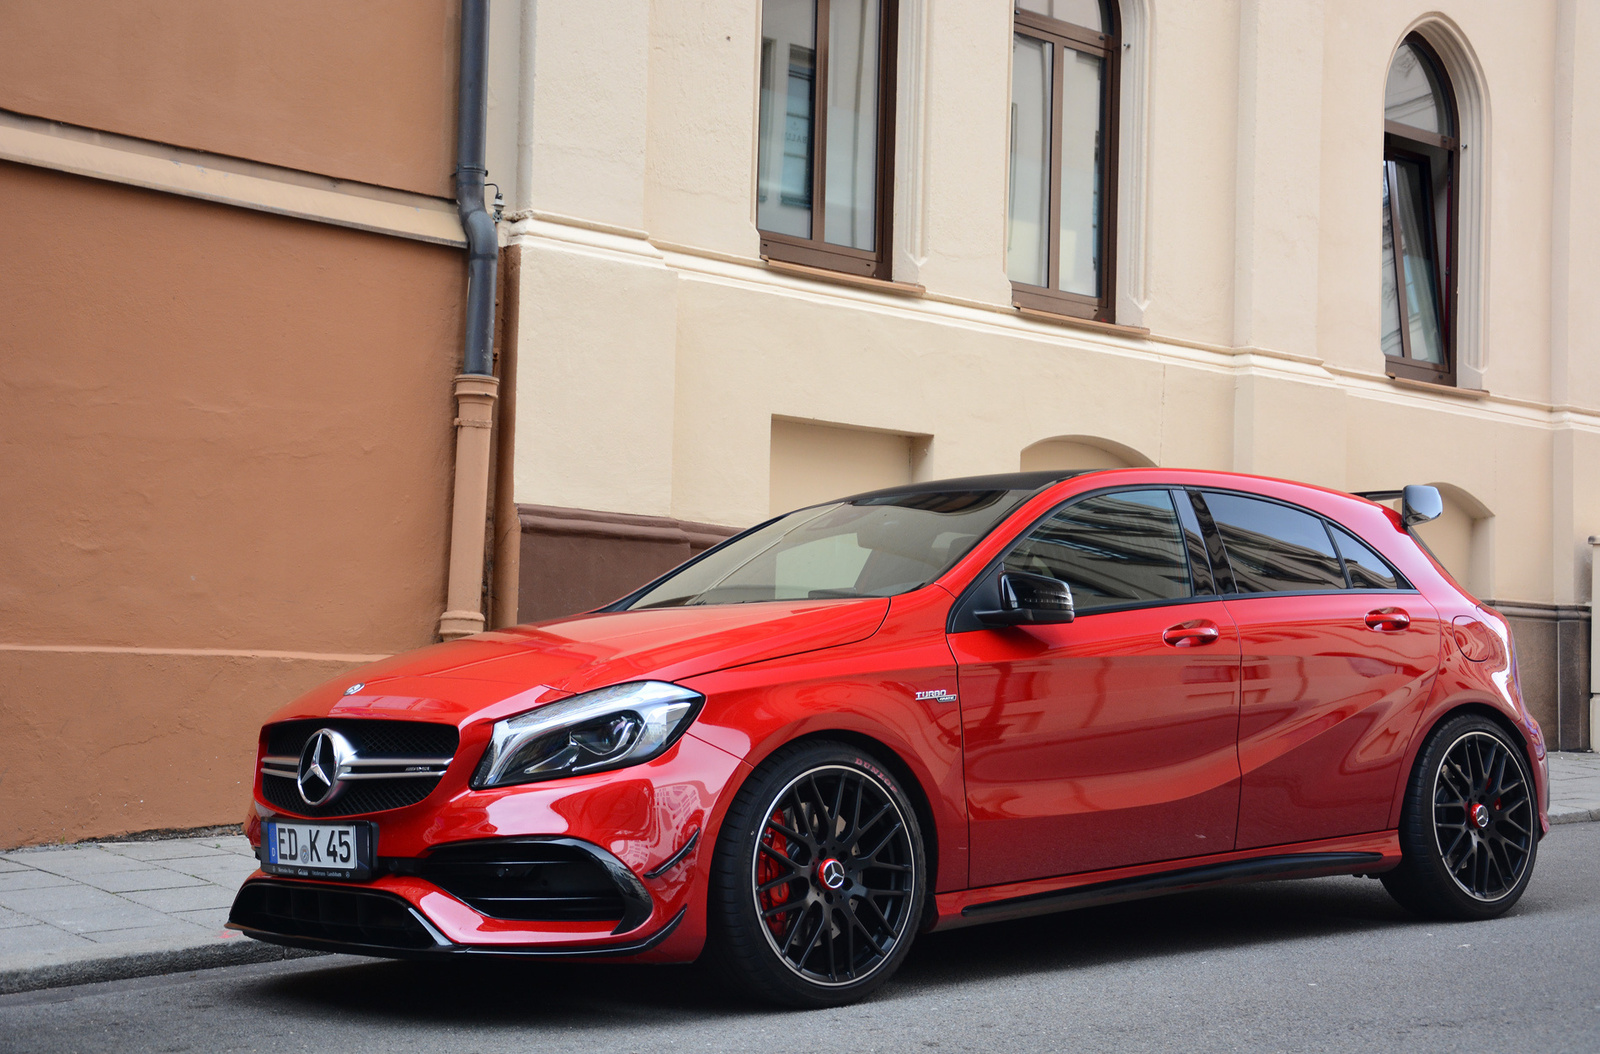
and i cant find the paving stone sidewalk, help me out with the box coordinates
[0,833,314,994]
[1,752,1597,995]
[1548,748,1600,823]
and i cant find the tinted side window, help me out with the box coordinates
[1330,525,1401,590]
[1004,490,1192,612]
[1203,492,1346,593]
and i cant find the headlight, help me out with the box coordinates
[471,681,704,789]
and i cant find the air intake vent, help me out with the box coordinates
[413,840,645,927]
[230,881,441,951]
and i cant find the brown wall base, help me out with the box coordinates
[1493,602,1592,752]
[517,505,741,622]
[0,647,376,849]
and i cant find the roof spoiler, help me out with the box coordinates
[1353,485,1444,526]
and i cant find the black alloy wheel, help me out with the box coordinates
[706,742,925,1007]
[1382,715,1539,920]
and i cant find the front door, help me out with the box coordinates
[950,488,1244,888]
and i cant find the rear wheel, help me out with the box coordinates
[1382,715,1538,920]
[705,741,926,1007]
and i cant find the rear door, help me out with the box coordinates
[1196,490,1442,849]
[950,488,1243,887]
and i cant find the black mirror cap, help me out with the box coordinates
[977,572,1076,627]
[1402,484,1443,526]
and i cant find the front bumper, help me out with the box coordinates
[229,877,688,961]
[231,730,743,962]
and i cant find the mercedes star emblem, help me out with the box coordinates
[297,728,356,806]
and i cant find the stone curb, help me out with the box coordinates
[1549,806,1600,825]
[0,936,324,996]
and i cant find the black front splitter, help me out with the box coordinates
[227,905,686,963]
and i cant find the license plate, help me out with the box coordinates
[261,821,374,880]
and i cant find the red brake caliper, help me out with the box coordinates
[756,808,791,938]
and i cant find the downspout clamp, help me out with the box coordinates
[439,0,501,640]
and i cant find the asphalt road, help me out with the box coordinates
[4,823,1597,1054]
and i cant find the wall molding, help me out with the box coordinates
[0,642,388,662]
[1486,600,1592,622]
[0,109,464,247]
[518,504,741,551]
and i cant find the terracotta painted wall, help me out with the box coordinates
[0,163,463,846]
[0,0,457,198]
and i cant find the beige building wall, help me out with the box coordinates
[498,1,1595,745]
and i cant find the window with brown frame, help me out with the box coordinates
[1382,36,1458,385]
[757,0,899,279]
[1007,1,1119,322]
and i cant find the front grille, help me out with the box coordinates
[261,719,460,819]
[415,841,629,923]
[261,776,441,817]
[230,881,439,951]
[266,719,457,759]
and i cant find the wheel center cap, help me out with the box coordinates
[1471,803,1491,829]
[818,857,847,891]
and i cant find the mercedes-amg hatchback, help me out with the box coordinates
[229,469,1548,1006]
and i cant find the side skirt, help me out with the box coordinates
[933,832,1399,930]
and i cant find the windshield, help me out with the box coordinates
[624,489,1034,609]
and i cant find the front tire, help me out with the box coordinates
[1382,715,1538,920]
[705,741,926,1008]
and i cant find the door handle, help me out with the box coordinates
[1162,620,1220,647]
[1365,608,1411,631]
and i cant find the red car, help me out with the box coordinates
[228,469,1548,1006]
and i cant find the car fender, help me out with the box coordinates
[678,585,968,893]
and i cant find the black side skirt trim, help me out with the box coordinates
[229,906,688,962]
[960,852,1387,924]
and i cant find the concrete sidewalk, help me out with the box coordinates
[2,752,1598,996]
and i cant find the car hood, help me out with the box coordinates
[267,598,892,726]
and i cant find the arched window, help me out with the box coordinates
[1382,36,1459,385]
[1007,1,1119,323]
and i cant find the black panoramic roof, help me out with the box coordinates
[837,470,1097,504]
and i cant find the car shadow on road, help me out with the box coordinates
[244,874,1436,1025]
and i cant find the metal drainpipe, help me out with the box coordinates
[439,0,501,640]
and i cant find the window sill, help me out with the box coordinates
[1014,304,1151,339]
[761,258,925,297]
[1385,374,1489,400]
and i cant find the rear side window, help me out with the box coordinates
[1202,492,1346,593]
[1329,525,1402,590]
[1004,490,1193,612]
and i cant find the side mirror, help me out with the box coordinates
[1401,484,1443,526]
[977,572,1075,627]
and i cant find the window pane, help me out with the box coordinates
[1385,42,1448,135]
[1003,490,1192,612]
[1007,35,1052,286]
[1330,526,1400,591]
[1203,493,1346,593]
[1016,0,1103,32]
[758,0,816,238]
[1058,49,1103,297]
[823,0,881,250]
[1392,159,1445,364]
[1380,168,1405,358]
